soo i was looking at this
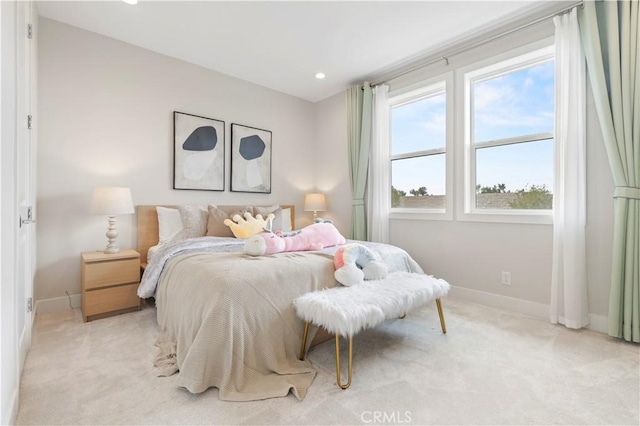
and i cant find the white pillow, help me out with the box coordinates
[156,206,185,245]
[254,205,293,232]
[178,205,208,238]
[281,208,292,232]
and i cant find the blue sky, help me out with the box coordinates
[391,59,554,196]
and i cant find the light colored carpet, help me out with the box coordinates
[16,298,639,425]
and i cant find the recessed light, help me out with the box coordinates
[123,0,138,5]
[315,72,326,80]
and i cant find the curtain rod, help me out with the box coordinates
[368,0,583,87]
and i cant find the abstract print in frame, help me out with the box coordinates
[231,123,272,193]
[173,111,225,191]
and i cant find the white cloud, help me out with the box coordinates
[473,72,553,140]
[473,83,514,109]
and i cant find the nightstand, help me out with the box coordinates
[81,249,141,322]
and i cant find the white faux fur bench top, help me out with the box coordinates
[294,271,450,337]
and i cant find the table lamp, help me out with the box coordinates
[304,193,327,219]
[90,187,134,254]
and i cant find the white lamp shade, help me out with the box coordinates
[90,187,134,215]
[304,193,327,212]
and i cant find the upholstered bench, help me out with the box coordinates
[294,271,450,389]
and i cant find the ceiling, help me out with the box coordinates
[37,1,559,103]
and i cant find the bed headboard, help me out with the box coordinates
[136,204,296,266]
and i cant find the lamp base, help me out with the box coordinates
[104,215,120,254]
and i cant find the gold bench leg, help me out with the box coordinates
[436,299,447,334]
[299,321,310,360]
[335,335,353,389]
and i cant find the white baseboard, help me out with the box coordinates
[587,313,608,334]
[449,285,549,318]
[448,285,608,335]
[35,293,81,314]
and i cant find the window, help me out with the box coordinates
[381,40,554,224]
[389,79,449,214]
[464,46,555,216]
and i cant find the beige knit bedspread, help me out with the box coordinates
[154,250,337,401]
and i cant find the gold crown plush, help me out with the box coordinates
[224,212,275,239]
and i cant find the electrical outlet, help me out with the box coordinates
[501,271,511,285]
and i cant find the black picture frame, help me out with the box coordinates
[230,123,272,193]
[173,111,225,191]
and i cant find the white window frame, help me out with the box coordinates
[388,72,454,221]
[456,39,555,225]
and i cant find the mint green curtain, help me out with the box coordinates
[579,0,640,342]
[347,83,373,240]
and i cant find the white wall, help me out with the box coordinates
[584,77,615,321]
[315,21,615,324]
[314,92,350,235]
[36,18,318,304]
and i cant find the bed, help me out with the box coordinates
[137,204,425,401]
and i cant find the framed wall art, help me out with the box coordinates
[230,123,272,193]
[173,111,225,191]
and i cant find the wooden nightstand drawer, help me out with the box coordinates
[83,258,139,290]
[81,249,141,322]
[83,283,139,318]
